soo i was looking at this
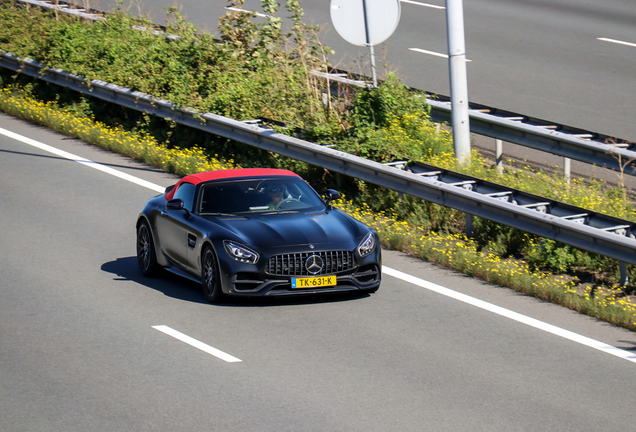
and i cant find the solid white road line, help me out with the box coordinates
[400,0,445,9]
[383,266,636,364]
[598,37,636,48]
[3,124,635,366]
[409,48,472,62]
[0,127,165,193]
[152,325,242,363]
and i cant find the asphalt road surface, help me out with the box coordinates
[3,112,636,431]
[95,0,636,141]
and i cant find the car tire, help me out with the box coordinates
[137,220,160,277]
[202,245,224,303]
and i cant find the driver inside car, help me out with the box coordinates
[266,183,287,210]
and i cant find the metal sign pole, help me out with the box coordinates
[446,0,471,163]
[361,0,378,87]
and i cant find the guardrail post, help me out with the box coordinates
[466,213,473,237]
[564,157,571,185]
[496,139,503,175]
[620,261,629,286]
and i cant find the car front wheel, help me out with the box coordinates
[202,245,224,303]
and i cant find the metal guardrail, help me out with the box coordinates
[311,70,636,176]
[2,50,636,265]
[407,160,633,235]
[427,98,636,175]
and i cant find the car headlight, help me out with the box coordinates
[357,232,376,257]
[223,241,259,264]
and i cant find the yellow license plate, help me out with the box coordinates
[291,275,336,289]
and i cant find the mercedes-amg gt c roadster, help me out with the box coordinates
[136,168,381,302]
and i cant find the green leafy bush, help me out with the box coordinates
[321,73,452,162]
[0,0,341,133]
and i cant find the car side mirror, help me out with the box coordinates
[324,189,341,207]
[166,198,185,210]
[166,198,190,217]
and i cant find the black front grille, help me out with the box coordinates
[267,251,356,276]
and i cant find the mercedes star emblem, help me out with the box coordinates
[305,255,323,274]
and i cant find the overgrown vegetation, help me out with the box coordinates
[1,0,636,328]
[0,0,341,132]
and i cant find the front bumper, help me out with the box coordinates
[226,263,381,296]
[215,236,382,297]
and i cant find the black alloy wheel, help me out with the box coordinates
[202,245,223,303]
[137,220,159,276]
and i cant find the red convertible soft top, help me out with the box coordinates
[164,168,300,200]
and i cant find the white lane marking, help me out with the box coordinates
[225,6,270,18]
[0,127,165,193]
[383,266,636,364]
[598,37,636,48]
[400,0,445,9]
[6,124,634,365]
[152,325,242,363]
[409,48,472,62]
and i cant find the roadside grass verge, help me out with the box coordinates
[2,86,635,331]
[0,86,236,175]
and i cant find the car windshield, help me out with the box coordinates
[197,177,326,215]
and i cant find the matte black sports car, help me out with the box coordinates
[136,168,381,302]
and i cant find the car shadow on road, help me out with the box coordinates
[101,256,209,304]
[101,256,373,307]
[617,341,636,352]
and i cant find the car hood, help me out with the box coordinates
[210,210,365,250]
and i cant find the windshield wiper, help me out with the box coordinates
[261,210,299,215]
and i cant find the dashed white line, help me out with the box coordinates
[152,325,242,363]
[383,266,636,365]
[409,48,448,58]
[225,6,270,18]
[409,48,472,61]
[598,37,636,48]
[400,0,445,9]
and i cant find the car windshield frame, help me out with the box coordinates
[196,177,327,216]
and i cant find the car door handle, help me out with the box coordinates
[160,210,168,217]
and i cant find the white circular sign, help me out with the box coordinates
[330,0,401,47]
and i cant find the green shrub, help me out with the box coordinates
[472,218,527,258]
[320,73,452,162]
